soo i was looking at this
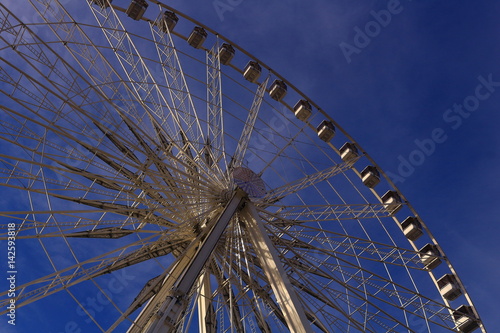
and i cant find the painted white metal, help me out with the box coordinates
[197,271,216,333]
[231,76,270,169]
[129,189,246,333]
[259,162,353,204]
[240,202,314,333]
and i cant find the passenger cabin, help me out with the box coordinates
[419,243,441,270]
[187,27,208,49]
[339,142,359,163]
[269,80,287,102]
[243,61,261,83]
[219,43,235,65]
[293,100,312,121]
[401,216,423,241]
[93,0,112,8]
[361,166,380,188]
[437,274,462,301]
[381,190,402,215]
[453,305,480,333]
[126,0,148,20]
[159,11,179,32]
[317,120,335,142]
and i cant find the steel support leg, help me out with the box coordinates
[128,189,246,333]
[197,270,216,333]
[240,203,313,333]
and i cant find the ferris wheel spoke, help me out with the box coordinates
[0,122,217,214]
[119,110,222,195]
[211,224,278,332]
[87,1,206,158]
[0,161,125,199]
[0,7,130,132]
[291,278,374,332]
[26,0,175,143]
[267,224,425,270]
[221,234,369,332]
[31,226,135,240]
[211,252,286,331]
[220,232,375,332]
[283,246,454,330]
[259,203,400,224]
[149,12,210,165]
[249,221,452,330]
[259,161,354,205]
[288,267,417,331]
[197,266,246,333]
[0,65,151,185]
[205,38,225,171]
[92,120,142,165]
[196,60,229,190]
[231,76,270,170]
[18,1,221,190]
[55,162,128,193]
[0,210,146,236]
[0,231,164,315]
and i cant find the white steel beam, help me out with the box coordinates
[231,76,270,169]
[206,38,225,171]
[240,203,313,333]
[197,270,216,333]
[259,162,353,205]
[127,189,246,333]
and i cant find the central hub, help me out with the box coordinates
[232,167,266,198]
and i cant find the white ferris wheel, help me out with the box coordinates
[0,1,487,332]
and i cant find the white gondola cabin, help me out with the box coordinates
[381,190,402,215]
[361,166,380,188]
[293,99,312,121]
[269,80,287,102]
[187,27,208,49]
[93,0,112,8]
[339,142,359,163]
[401,216,423,241]
[437,274,462,301]
[317,120,335,142]
[453,305,480,333]
[419,243,441,270]
[243,61,261,83]
[126,0,148,20]
[159,11,179,32]
[219,43,235,65]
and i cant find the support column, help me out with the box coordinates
[240,203,313,333]
[197,271,216,333]
[128,189,246,333]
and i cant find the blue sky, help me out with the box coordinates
[1,0,499,332]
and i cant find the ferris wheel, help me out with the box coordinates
[0,1,486,332]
